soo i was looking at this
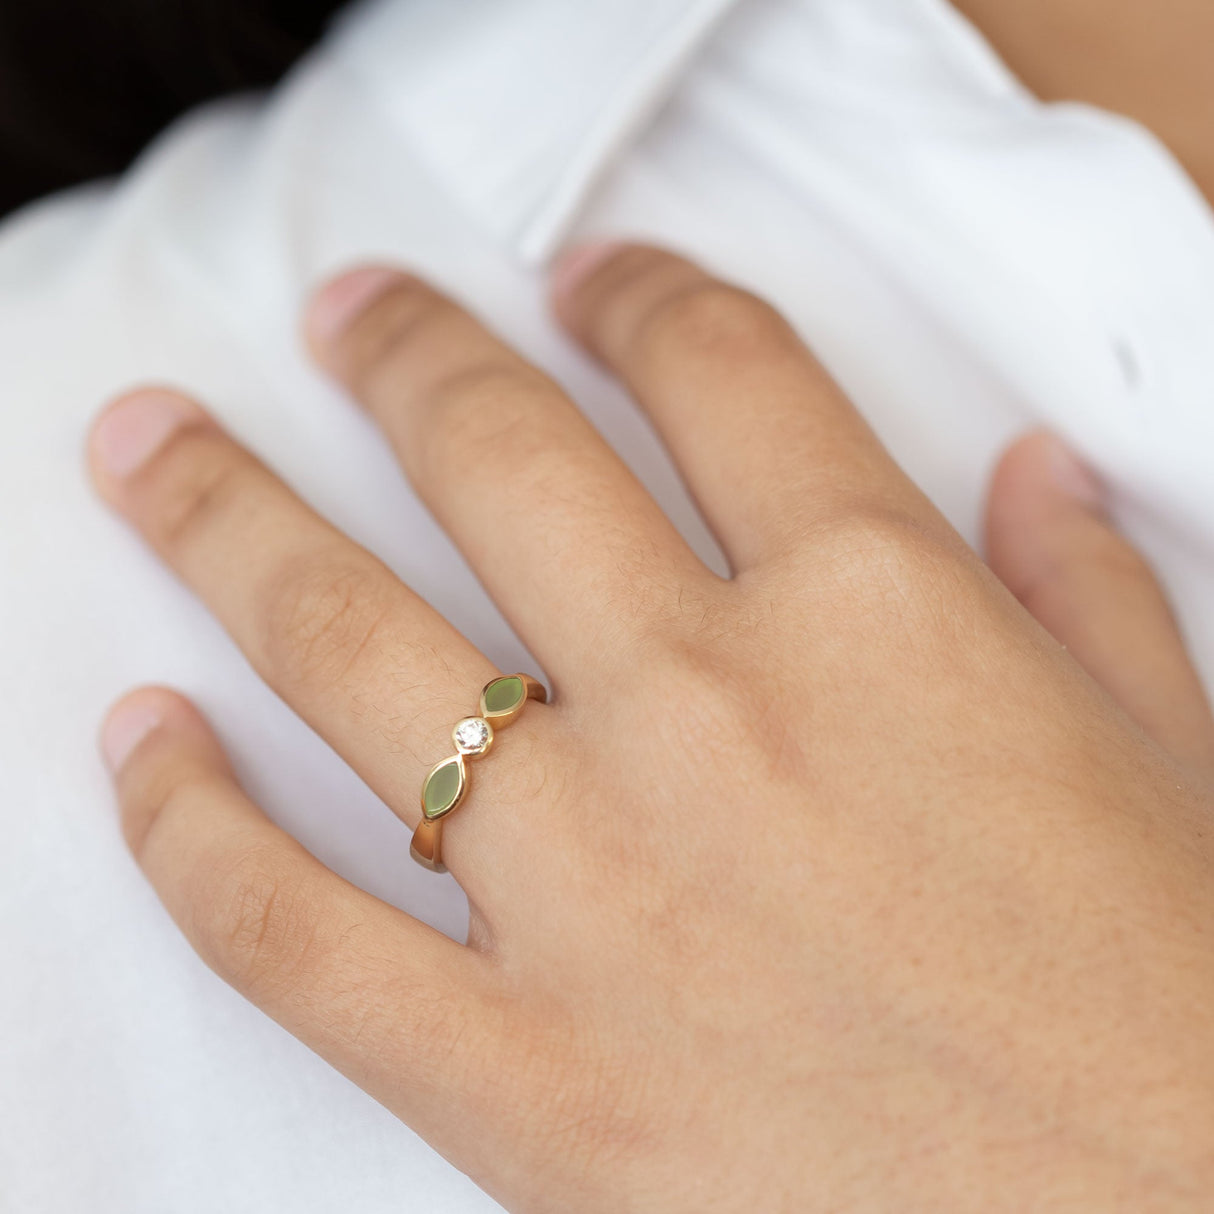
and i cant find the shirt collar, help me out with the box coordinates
[328,0,742,263]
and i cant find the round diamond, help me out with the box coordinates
[453,716,492,755]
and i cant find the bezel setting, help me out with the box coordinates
[452,716,494,757]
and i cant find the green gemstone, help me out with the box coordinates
[482,675,525,716]
[422,756,464,820]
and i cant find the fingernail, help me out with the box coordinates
[1046,435,1106,509]
[307,266,402,346]
[101,699,164,773]
[92,390,197,479]
[551,241,629,300]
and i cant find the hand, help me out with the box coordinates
[89,245,1214,1212]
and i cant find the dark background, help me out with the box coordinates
[0,0,349,218]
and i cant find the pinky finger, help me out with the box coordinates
[99,687,504,1140]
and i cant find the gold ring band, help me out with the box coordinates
[410,674,547,873]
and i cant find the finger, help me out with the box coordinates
[88,387,504,856]
[99,687,506,1147]
[305,267,713,674]
[551,243,933,571]
[986,431,1214,779]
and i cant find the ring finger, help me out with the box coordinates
[305,267,714,675]
[89,387,514,882]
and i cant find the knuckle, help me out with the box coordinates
[341,279,452,393]
[811,505,972,633]
[1016,527,1162,622]
[636,280,793,365]
[261,558,396,690]
[149,435,252,553]
[196,844,322,995]
[422,362,556,473]
[1087,527,1158,588]
[122,766,224,866]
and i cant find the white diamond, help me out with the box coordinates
[453,717,492,754]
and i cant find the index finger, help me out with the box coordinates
[552,244,944,570]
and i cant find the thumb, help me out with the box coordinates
[985,430,1214,782]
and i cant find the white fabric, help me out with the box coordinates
[2,0,1213,1209]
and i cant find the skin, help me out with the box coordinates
[87,244,1214,1211]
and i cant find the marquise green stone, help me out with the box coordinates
[423,757,464,820]
[482,675,525,716]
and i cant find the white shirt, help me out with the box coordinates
[3,1,1213,1209]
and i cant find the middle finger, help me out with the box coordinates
[306,268,716,676]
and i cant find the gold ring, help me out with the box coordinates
[410,674,547,873]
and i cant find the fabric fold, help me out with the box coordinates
[328,0,741,261]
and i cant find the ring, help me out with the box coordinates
[410,674,547,873]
